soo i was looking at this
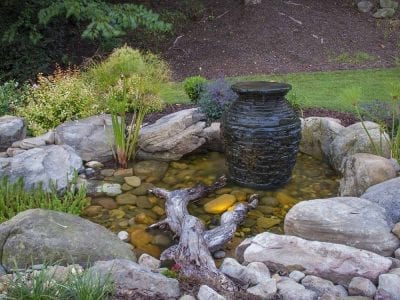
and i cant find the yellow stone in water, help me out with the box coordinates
[152,205,165,216]
[130,229,152,247]
[138,244,161,258]
[121,183,133,191]
[275,192,297,206]
[134,213,155,225]
[256,217,281,230]
[109,209,125,219]
[124,176,141,187]
[84,206,102,217]
[114,168,133,177]
[231,190,247,202]
[204,194,236,214]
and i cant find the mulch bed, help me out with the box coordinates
[144,104,358,127]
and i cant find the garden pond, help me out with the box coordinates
[84,152,339,259]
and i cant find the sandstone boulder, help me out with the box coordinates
[0,209,136,270]
[329,121,390,172]
[361,177,400,224]
[300,117,344,160]
[339,153,397,197]
[0,116,26,151]
[89,259,180,299]
[55,115,113,163]
[242,232,392,285]
[284,197,399,256]
[0,145,82,192]
[137,108,208,161]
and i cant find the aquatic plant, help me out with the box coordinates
[108,75,164,168]
[341,85,400,163]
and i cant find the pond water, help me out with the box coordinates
[85,152,339,259]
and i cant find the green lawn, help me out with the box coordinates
[161,68,400,112]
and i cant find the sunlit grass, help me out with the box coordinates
[161,68,400,112]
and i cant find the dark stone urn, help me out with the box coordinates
[221,81,301,189]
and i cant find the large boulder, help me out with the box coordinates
[284,197,399,256]
[137,108,209,161]
[0,116,26,151]
[339,153,397,197]
[361,177,400,224]
[55,115,113,163]
[329,121,390,172]
[0,145,82,192]
[241,232,392,286]
[299,117,344,161]
[0,209,136,270]
[88,259,180,299]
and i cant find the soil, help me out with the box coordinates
[159,0,400,80]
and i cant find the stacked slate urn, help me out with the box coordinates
[221,81,301,189]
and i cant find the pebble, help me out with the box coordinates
[98,183,122,196]
[256,217,281,229]
[85,161,104,169]
[109,209,125,219]
[138,253,161,270]
[130,229,153,247]
[213,250,226,259]
[124,176,141,187]
[136,196,153,209]
[289,270,306,282]
[114,168,133,177]
[85,168,96,177]
[121,183,133,191]
[97,197,118,209]
[132,183,154,196]
[117,231,130,242]
[116,193,137,205]
[100,169,115,177]
[84,205,102,217]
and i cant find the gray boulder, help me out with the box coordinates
[242,232,392,285]
[0,209,136,270]
[339,153,397,197]
[0,145,82,192]
[358,1,374,13]
[197,285,225,300]
[137,108,209,161]
[300,117,344,161]
[284,197,399,256]
[55,115,113,163]
[329,121,390,172]
[361,177,400,224]
[88,259,180,299]
[376,274,400,299]
[0,116,26,151]
[373,7,396,17]
[301,275,347,297]
[380,0,399,8]
[277,277,317,300]
[348,277,376,297]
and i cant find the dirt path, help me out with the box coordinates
[161,0,400,80]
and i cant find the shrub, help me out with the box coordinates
[0,176,89,223]
[17,66,102,136]
[7,266,114,300]
[84,46,171,98]
[198,79,236,121]
[183,75,207,103]
[0,80,27,116]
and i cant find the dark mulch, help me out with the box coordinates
[302,107,359,127]
[144,104,358,126]
[160,0,400,80]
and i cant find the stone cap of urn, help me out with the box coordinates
[231,81,292,96]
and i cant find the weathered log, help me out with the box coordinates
[148,175,258,292]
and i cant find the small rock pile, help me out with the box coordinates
[357,0,399,18]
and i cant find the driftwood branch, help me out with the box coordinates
[148,176,258,292]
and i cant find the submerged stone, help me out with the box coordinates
[204,194,236,214]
